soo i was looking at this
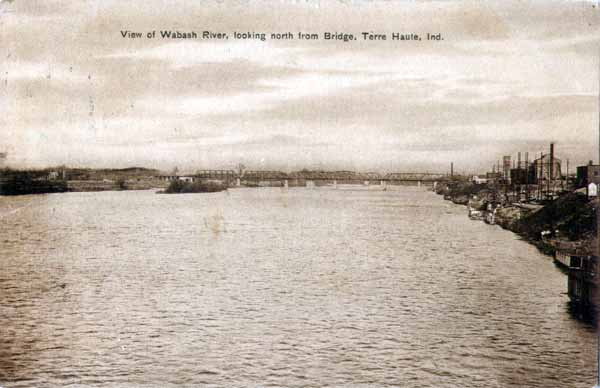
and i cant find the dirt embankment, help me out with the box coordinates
[512,192,596,255]
[437,182,596,256]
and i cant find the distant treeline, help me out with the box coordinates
[0,170,68,195]
[1,167,161,180]
[161,180,227,194]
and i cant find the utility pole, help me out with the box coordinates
[539,152,543,200]
[549,143,554,197]
[525,152,530,201]
[566,159,569,190]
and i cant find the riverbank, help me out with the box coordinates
[0,168,167,195]
[435,181,596,256]
[436,180,597,321]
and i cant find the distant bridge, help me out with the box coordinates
[285,171,448,182]
[160,170,449,186]
[195,170,237,180]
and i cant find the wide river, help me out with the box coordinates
[0,187,595,387]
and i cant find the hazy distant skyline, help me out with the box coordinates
[1,0,600,173]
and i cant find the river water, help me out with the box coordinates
[0,187,595,387]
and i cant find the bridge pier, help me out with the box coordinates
[236,178,241,187]
[333,180,337,189]
[364,180,370,186]
[284,179,288,188]
[306,180,314,188]
[418,181,422,188]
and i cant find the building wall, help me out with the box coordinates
[588,165,600,186]
[577,166,588,187]
[530,157,561,183]
[577,165,600,187]
[510,168,528,185]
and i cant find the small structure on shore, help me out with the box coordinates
[567,255,597,321]
[471,175,488,184]
[589,183,598,198]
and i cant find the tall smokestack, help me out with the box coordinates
[525,152,529,185]
[503,156,511,180]
[550,143,554,181]
[518,152,522,169]
[451,162,454,178]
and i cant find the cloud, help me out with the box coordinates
[1,0,599,171]
[102,40,309,69]
[2,61,89,82]
[137,71,389,116]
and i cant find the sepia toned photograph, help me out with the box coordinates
[1,0,600,387]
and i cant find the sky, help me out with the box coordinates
[1,0,600,174]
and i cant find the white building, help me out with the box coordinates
[472,175,488,184]
[588,182,598,198]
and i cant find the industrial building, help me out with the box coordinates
[509,167,529,185]
[576,161,600,188]
[530,154,562,184]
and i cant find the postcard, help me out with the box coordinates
[1,1,599,387]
